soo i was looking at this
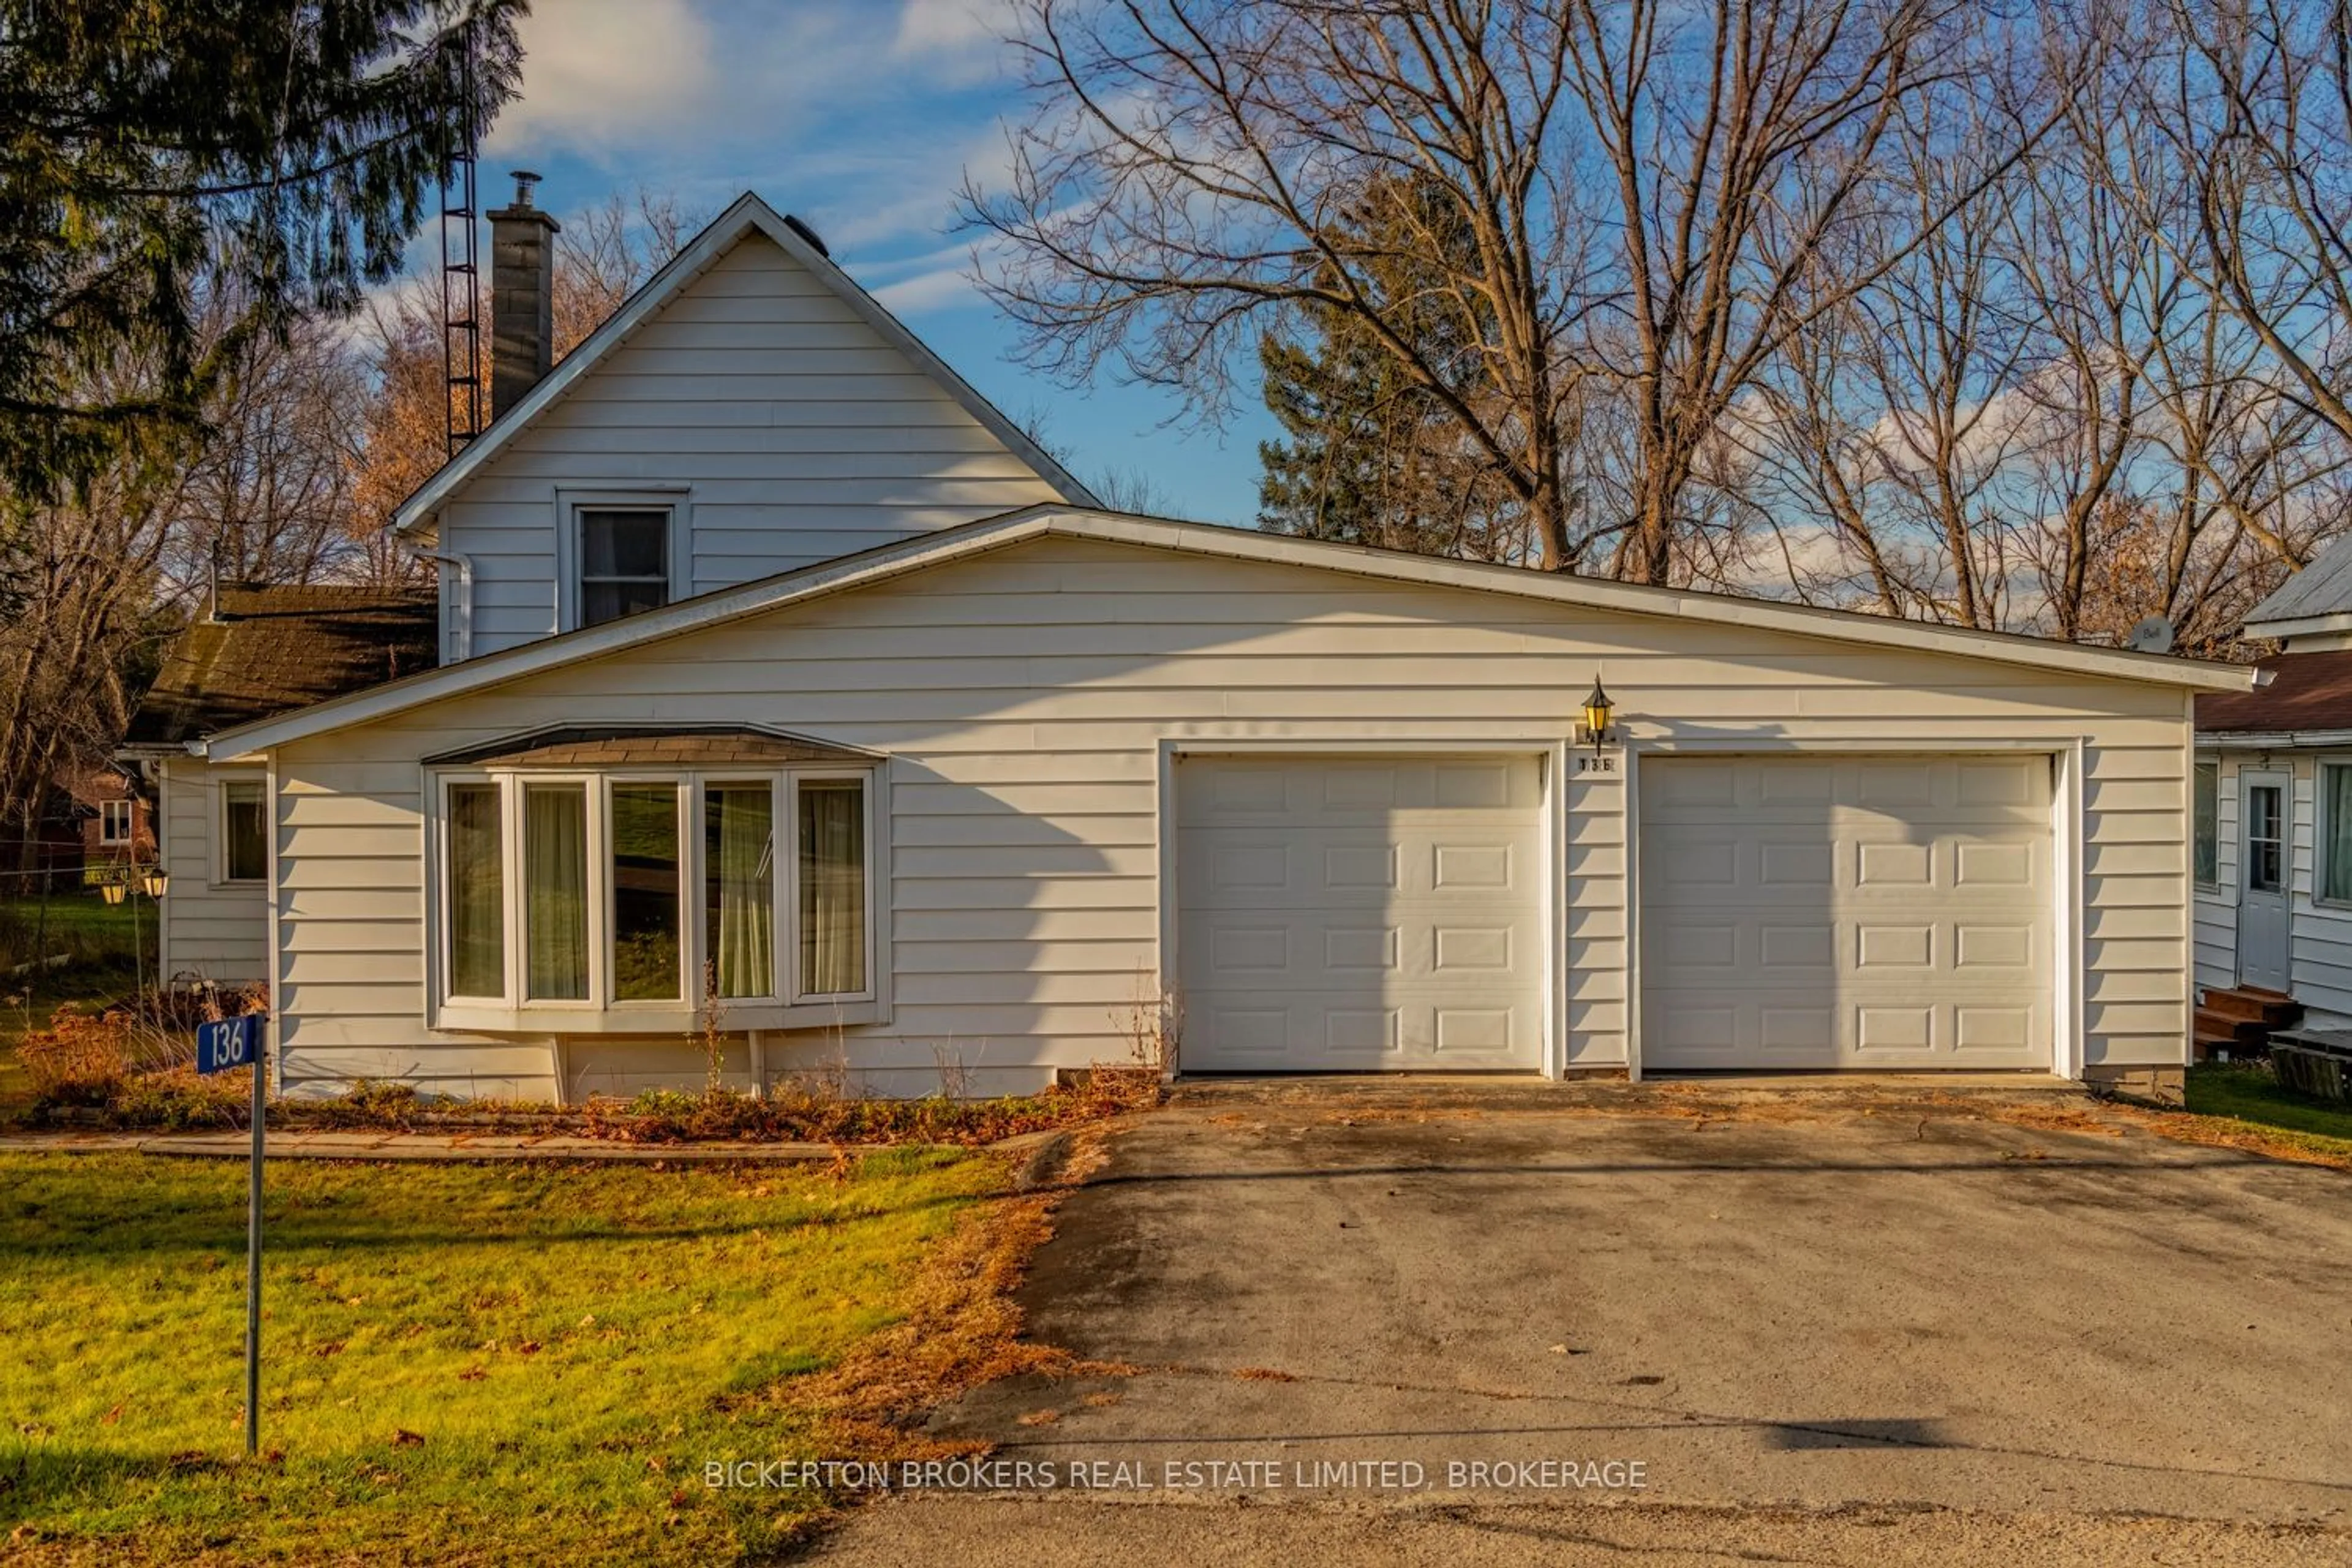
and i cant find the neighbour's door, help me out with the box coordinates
[2237,770,2292,993]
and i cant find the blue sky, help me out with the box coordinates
[471,0,1274,522]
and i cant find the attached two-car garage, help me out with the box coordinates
[1177,750,2057,1076]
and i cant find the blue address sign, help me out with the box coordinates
[196,1014,265,1075]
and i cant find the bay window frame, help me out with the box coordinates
[786,769,878,1006]
[425,761,883,1033]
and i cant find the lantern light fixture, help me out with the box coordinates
[100,880,126,906]
[140,868,170,899]
[1580,677,1615,753]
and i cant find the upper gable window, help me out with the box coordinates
[578,507,673,628]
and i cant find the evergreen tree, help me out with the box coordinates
[1253,175,1525,561]
[0,0,527,500]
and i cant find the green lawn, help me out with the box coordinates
[2185,1062,2352,1158]
[0,1148,1009,1564]
[1,893,148,968]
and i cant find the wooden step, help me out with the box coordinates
[2198,986,2305,1028]
[2193,1030,2239,1060]
[2194,1006,2271,1044]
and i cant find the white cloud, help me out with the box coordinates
[488,0,718,155]
[872,263,980,314]
[892,0,1017,77]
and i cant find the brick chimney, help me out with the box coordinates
[487,170,560,421]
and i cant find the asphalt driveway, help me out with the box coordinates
[810,1085,2352,1564]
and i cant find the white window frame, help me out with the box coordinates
[99,799,134,846]
[552,486,691,634]
[2317,757,2352,908]
[216,773,270,886]
[424,761,883,1033]
[2193,758,2222,893]
[786,770,880,1007]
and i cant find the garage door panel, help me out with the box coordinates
[1640,756,2052,1071]
[1182,756,1545,1072]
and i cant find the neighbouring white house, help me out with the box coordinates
[2193,543,2352,1048]
[124,182,2253,1104]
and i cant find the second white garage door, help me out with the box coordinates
[1639,755,2053,1071]
[1178,755,1546,1072]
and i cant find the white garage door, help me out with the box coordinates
[1179,756,1547,1072]
[1639,755,2052,1071]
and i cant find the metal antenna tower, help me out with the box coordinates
[438,18,483,455]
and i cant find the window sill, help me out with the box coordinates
[431,998,882,1035]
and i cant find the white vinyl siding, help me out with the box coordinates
[265,535,2195,1100]
[2194,749,2352,1027]
[154,758,271,985]
[433,235,1066,658]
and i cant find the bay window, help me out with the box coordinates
[704,784,775,999]
[799,777,866,997]
[432,767,875,1024]
[447,783,504,998]
[611,783,683,1001]
[524,783,589,1000]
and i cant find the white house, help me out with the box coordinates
[2193,545,2352,1049]
[131,185,2251,1104]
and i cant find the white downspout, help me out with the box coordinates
[407,537,475,663]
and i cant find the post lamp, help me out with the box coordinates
[1579,677,1616,755]
[102,862,167,1015]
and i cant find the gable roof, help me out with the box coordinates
[125,582,439,749]
[202,508,2257,760]
[2244,540,2352,639]
[392,192,1098,535]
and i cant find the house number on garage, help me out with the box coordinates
[1577,755,1616,773]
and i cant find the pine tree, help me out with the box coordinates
[0,0,527,501]
[1253,174,1525,561]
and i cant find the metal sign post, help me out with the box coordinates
[197,1014,266,1457]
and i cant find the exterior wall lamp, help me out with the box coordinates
[1578,677,1616,754]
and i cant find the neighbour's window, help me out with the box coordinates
[2193,761,2219,889]
[99,799,133,845]
[2247,783,2286,894]
[2324,763,2352,904]
[222,780,268,883]
[577,508,671,627]
[437,770,873,1012]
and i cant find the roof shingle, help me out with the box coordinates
[2197,649,2352,733]
[124,583,439,747]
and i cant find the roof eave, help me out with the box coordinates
[205,508,2256,761]
[2242,610,2352,642]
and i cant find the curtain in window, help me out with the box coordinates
[525,784,589,999]
[799,779,865,995]
[2328,767,2352,903]
[706,786,774,997]
[448,784,503,997]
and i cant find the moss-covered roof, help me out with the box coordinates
[124,582,439,747]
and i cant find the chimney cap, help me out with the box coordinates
[508,170,543,206]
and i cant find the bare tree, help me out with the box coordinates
[2139,0,2352,453]
[963,0,1602,567]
